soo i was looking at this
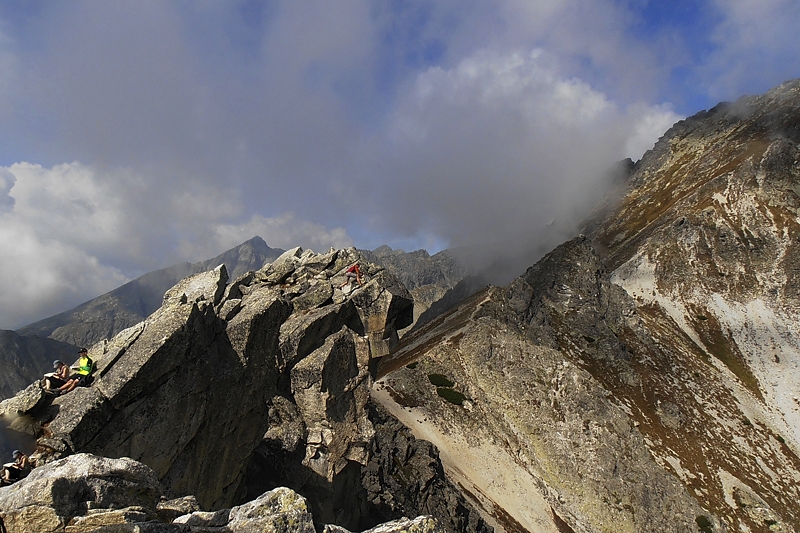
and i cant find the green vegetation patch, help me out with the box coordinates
[428,373,455,387]
[436,387,466,405]
[695,515,713,533]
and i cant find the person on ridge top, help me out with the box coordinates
[340,263,363,289]
[44,359,70,391]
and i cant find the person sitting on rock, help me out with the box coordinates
[56,348,95,395]
[339,263,363,289]
[43,360,70,392]
[1,450,30,485]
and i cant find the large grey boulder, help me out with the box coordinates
[0,453,161,533]
[0,382,47,420]
[175,487,316,532]
[291,328,373,482]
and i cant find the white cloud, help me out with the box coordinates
[0,161,354,329]
[623,103,682,161]
[366,48,681,257]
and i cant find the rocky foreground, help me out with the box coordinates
[0,247,487,533]
[0,453,444,533]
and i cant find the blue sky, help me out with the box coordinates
[0,0,798,328]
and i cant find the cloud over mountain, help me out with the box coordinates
[0,0,796,327]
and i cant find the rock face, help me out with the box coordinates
[590,79,800,530]
[18,236,284,347]
[0,452,445,533]
[361,246,469,332]
[376,239,709,532]
[374,80,800,533]
[1,246,485,532]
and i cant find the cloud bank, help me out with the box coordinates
[0,162,352,328]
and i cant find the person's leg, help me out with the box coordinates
[60,379,78,393]
[341,272,356,288]
[47,377,66,390]
[3,466,19,483]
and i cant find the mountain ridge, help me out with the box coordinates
[17,236,285,347]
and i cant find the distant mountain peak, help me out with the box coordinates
[17,237,284,346]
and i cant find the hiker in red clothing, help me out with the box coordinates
[340,263,363,288]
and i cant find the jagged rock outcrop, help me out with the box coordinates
[0,246,485,531]
[18,236,283,347]
[361,246,469,331]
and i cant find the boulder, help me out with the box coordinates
[162,264,228,307]
[155,495,201,523]
[257,247,304,284]
[291,328,373,481]
[0,453,161,533]
[174,487,316,533]
[292,281,334,311]
[349,271,413,357]
[0,382,47,419]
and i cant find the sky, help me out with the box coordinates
[0,0,799,330]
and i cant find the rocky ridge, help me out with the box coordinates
[373,80,800,533]
[0,246,487,532]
